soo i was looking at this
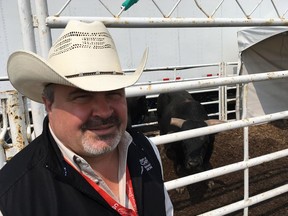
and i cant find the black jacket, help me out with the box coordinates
[0,117,166,216]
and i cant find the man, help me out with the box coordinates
[0,20,173,216]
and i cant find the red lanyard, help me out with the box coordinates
[65,159,138,216]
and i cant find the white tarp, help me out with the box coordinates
[237,26,288,118]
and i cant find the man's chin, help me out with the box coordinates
[82,141,118,157]
[81,133,121,156]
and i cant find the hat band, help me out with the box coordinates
[65,71,123,78]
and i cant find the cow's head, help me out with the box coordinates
[170,117,224,171]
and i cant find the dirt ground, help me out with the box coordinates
[147,120,288,216]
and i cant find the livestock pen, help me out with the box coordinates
[1,0,288,215]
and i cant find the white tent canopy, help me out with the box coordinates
[237,26,288,118]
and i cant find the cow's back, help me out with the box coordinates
[157,90,208,122]
[172,98,208,121]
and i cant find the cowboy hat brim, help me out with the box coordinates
[7,48,148,103]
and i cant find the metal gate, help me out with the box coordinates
[1,0,288,215]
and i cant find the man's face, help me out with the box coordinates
[43,84,128,158]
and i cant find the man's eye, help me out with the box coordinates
[71,94,92,103]
[107,92,123,99]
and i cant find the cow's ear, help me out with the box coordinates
[170,117,185,128]
[204,119,226,126]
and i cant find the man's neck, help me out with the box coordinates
[85,147,120,198]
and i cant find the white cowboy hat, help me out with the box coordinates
[7,20,148,103]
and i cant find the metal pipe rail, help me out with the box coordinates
[0,77,8,81]
[164,148,288,190]
[150,110,288,146]
[199,184,288,216]
[0,91,30,166]
[45,17,288,28]
[125,70,288,97]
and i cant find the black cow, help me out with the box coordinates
[157,90,223,194]
[127,96,148,128]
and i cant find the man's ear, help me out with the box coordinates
[42,97,52,112]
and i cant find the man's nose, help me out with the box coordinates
[91,95,113,118]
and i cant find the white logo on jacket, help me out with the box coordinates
[139,157,153,174]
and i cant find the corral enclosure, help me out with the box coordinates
[1,0,288,215]
[160,122,288,215]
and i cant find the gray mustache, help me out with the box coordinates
[81,116,121,130]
